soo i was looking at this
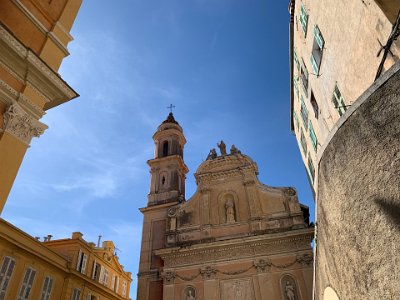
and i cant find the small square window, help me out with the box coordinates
[310,91,319,119]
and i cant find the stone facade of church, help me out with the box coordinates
[137,113,314,300]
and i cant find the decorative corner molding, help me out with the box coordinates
[160,269,176,285]
[200,265,217,280]
[2,103,48,146]
[296,253,313,267]
[253,258,272,273]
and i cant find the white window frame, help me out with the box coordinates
[0,256,16,300]
[76,250,87,274]
[18,267,36,300]
[40,276,53,300]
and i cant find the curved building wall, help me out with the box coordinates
[315,62,400,299]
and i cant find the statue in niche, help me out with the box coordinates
[225,199,235,223]
[206,148,217,160]
[217,140,227,156]
[285,281,295,300]
[184,287,196,300]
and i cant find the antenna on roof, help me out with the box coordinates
[97,235,102,247]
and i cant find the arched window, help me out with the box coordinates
[163,141,169,157]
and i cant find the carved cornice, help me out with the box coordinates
[1,102,47,146]
[0,23,77,110]
[155,229,314,267]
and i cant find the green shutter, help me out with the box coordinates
[309,121,317,152]
[293,77,299,96]
[300,97,309,130]
[310,53,319,74]
[299,4,308,36]
[294,49,300,70]
[293,111,300,129]
[313,25,324,49]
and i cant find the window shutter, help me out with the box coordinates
[91,260,97,280]
[99,266,104,284]
[0,257,16,298]
[313,25,324,49]
[81,254,88,274]
[76,250,82,271]
[310,53,319,74]
[115,277,119,292]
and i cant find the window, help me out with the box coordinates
[102,268,109,287]
[300,129,307,155]
[71,288,81,300]
[86,294,97,300]
[293,49,300,70]
[300,97,309,130]
[162,141,169,157]
[299,4,309,36]
[92,261,101,282]
[40,276,53,300]
[310,25,325,74]
[18,267,36,300]
[114,276,120,293]
[332,85,347,116]
[122,281,127,297]
[293,111,300,130]
[76,250,87,274]
[308,154,315,183]
[293,76,299,97]
[310,91,319,119]
[300,59,309,94]
[309,121,318,152]
[0,256,16,300]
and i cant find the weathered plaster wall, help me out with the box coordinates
[316,67,400,299]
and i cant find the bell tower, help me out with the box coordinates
[137,113,188,300]
[147,112,188,205]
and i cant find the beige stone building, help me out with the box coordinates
[288,0,399,192]
[289,1,400,299]
[137,113,314,300]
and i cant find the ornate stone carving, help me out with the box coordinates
[2,103,47,145]
[253,258,272,273]
[200,265,217,280]
[225,199,235,223]
[206,148,217,160]
[160,269,176,284]
[296,253,313,266]
[217,140,227,156]
[221,278,254,300]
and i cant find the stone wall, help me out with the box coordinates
[315,64,400,299]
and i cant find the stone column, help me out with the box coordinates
[0,102,47,213]
[161,270,175,300]
[253,259,273,300]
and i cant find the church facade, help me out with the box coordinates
[137,113,314,300]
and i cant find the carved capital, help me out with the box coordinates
[253,258,272,273]
[160,269,176,284]
[200,265,217,280]
[296,253,313,267]
[2,103,47,146]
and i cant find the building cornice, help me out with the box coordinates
[155,228,314,267]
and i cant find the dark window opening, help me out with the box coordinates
[310,91,319,119]
[162,141,169,157]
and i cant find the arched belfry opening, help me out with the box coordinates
[162,140,169,157]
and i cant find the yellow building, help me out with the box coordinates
[137,114,314,300]
[0,0,83,213]
[0,219,132,299]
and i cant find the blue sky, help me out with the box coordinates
[2,0,314,296]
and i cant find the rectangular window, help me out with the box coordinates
[299,4,309,36]
[76,250,87,274]
[92,261,101,282]
[293,111,300,130]
[309,121,318,152]
[308,155,315,183]
[71,288,81,300]
[310,25,325,74]
[18,267,36,300]
[0,256,16,300]
[293,49,300,70]
[300,59,309,94]
[300,129,307,155]
[122,281,127,297]
[310,91,319,119]
[332,85,347,116]
[300,97,309,130]
[40,276,53,300]
[293,76,299,97]
[102,269,109,287]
